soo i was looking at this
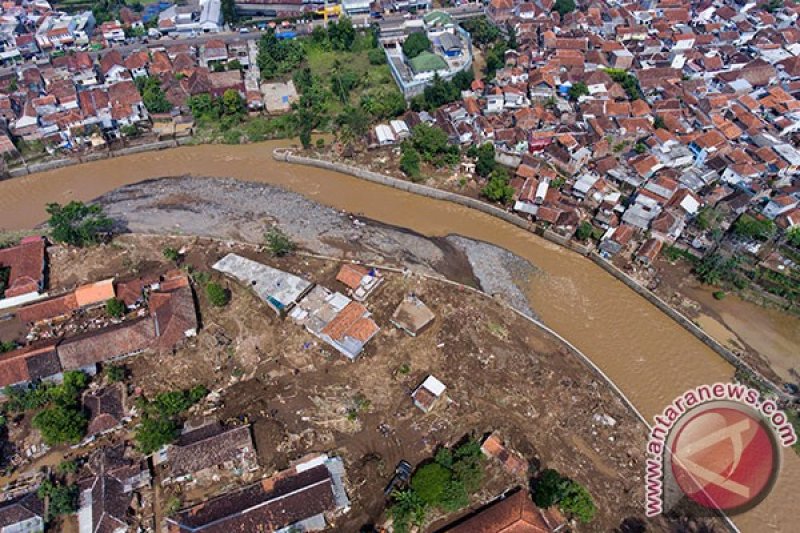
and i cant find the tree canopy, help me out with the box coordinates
[553,0,577,16]
[733,214,776,241]
[568,82,589,100]
[481,168,515,205]
[533,469,596,524]
[403,32,431,59]
[257,29,306,80]
[136,76,172,114]
[390,439,484,532]
[46,201,112,247]
[32,404,87,446]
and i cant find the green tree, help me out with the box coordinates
[474,143,496,177]
[330,62,360,105]
[567,82,588,100]
[205,282,229,307]
[265,227,296,256]
[400,145,421,179]
[696,206,722,231]
[46,201,113,247]
[136,76,171,113]
[257,29,306,80]
[788,227,800,248]
[653,116,666,129]
[38,480,78,520]
[187,93,219,120]
[327,17,356,51]
[135,415,178,454]
[411,463,450,505]
[221,0,237,24]
[733,214,776,241]
[409,123,450,163]
[221,89,245,117]
[533,469,569,507]
[576,221,593,241]
[57,459,78,474]
[481,168,515,204]
[694,253,740,286]
[559,480,596,523]
[32,405,87,446]
[368,47,385,65]
[390,490,427,533]
[422,74,461,110]
[553,0,576,16]
[402,32,431,59]
[461,17,501,46]
[105,298,125,318]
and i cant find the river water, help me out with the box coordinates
[0,141,795,531]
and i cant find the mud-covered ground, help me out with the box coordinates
[42,234,659,532]
[95,176,538,317]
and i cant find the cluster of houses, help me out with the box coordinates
[1,434,351,533]
[0,0,222,63]
[0,30,263,154]
[0,238,199,393]
[381,0,800,283]
[383,11,474,98]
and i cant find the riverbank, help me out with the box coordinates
[1,141,797,531]
[272,148,788,398]
[96,176,538,318]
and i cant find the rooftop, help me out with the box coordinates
[213,253,312,314]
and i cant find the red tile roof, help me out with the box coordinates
[446,490,562,532]
[0,236,45,298]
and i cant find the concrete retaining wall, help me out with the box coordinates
[6,139,187,179]
[274,148,782,400]
[589,254,781,394]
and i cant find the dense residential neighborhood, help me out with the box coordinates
[362,0,800,312]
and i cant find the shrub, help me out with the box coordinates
[713,290,726,300]
[105,298,125,318]
[368,47,386,65]
[265,227,297,257]
[163,247,180,262]
[57,460,78,474]
[576,221,593,241]
[206,282,229,307]
[400,146,421,178]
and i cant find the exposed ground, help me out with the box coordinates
[43,233,656,532]
[95,176,538,317]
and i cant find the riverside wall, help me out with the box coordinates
[274,148,782,399]
[6,138,193,179]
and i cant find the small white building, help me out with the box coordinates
[412,375,446,413]
[375,124,396,146]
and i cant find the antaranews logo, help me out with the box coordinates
[645,382,797,517]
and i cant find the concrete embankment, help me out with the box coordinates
[6,138,194,179]
[274,148,779,398]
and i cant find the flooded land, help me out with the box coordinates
[0,142,797,531]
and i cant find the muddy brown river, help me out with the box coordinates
[0,141,795,531]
